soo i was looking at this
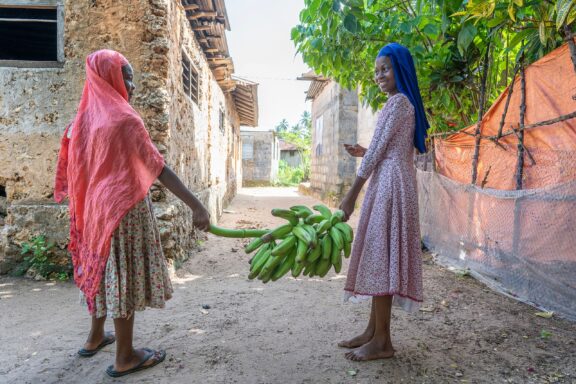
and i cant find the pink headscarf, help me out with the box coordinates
[54,50,165,308]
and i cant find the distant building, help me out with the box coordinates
[240,129,279,186]
[297,71,359,204]
[279,139,302,168]
[297,71,381,205]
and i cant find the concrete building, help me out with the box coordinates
[279,139,302,168]
[240,129,279,186]
[0,0,258,272]
[298,71,358,205]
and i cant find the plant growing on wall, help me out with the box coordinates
[12,235,72,280]
[292,0,574,133]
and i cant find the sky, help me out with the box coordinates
[225,0,311,130]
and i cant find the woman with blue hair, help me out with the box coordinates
[338,43,428,361]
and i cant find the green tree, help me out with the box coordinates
[292,0,575,133]
[276,111,312,181]
[275,118,290,133]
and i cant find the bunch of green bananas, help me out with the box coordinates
[246,204,354,283]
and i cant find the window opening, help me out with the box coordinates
[182,51,199,104]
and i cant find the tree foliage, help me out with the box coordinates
[292,0,575,133]
[275,111,312,181]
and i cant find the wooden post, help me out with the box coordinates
[512,59,527,255]
[471,45,491,185]
[496,64,521,142]
[515,62,527,190]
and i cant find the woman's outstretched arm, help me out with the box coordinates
[157,166,211,231]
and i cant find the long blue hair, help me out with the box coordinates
[377,43,429,153]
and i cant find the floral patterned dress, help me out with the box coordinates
[82,195,173,319]
[344,93,423,312]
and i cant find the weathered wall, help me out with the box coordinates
[280,150,302,168]
[0,0,241,271]
[149,0,241,261]
[307,81,358,204]
[240,130,279,185]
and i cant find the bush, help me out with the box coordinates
[12,235,72,280]
[276,160,305,186]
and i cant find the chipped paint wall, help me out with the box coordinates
[0,0,241,272]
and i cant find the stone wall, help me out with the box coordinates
[240,130,279,185]
[308,81,358,205]
[0,0,241,271]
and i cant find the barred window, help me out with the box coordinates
[219,107,225,133]
[0,1,64,67]
[182,51,199,104]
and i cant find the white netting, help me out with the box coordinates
[416,156,576,321]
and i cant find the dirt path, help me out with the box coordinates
[1,187,575,384]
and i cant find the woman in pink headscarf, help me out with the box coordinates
[55,49,210,377]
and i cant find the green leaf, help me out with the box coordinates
[311,38,322,49]
[332,0,340,12]
[556,0,575,29]
[457,22,477,56]
[513,0,523,6]
[539,20,547,45]
[343,13,358,32]
[508,2,516,22]
[291,26,300,41]
[568,7,576,25]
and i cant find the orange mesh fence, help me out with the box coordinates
[420,43,576,320]
[436,43,576,190]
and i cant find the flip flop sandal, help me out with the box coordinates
[105,348,166,378]
[77,333,116,357]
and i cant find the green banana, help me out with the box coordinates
[295,238,308,264]
[343,239,352,258]
[334,222,353,243]
[245,237,264,254]
[290,205,313,218]
[329,227,344,250]
[271,209,299,226]
[291,260,305,277]
[321,234,332,261]
[302,261,315,276]
[261,248,287,277]
[271,249,297,281]
[292,225,313,246]
[333,253,342,274]
[316,258,332,277]
[301,224,318,248]
[331,239,342,266]
[312,204,332,219]
[305,214,325,224]
[250,243,270,268]
[307,242,322,263]
[269,223,294,239]
[270,235,296,256]
[330,210,345,226]
[316,219,331,234]
[249,248,272,279]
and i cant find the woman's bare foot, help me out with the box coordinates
[344,338,395,361]
[338,330,374,348]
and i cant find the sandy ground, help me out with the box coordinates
[0,187,575,384]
